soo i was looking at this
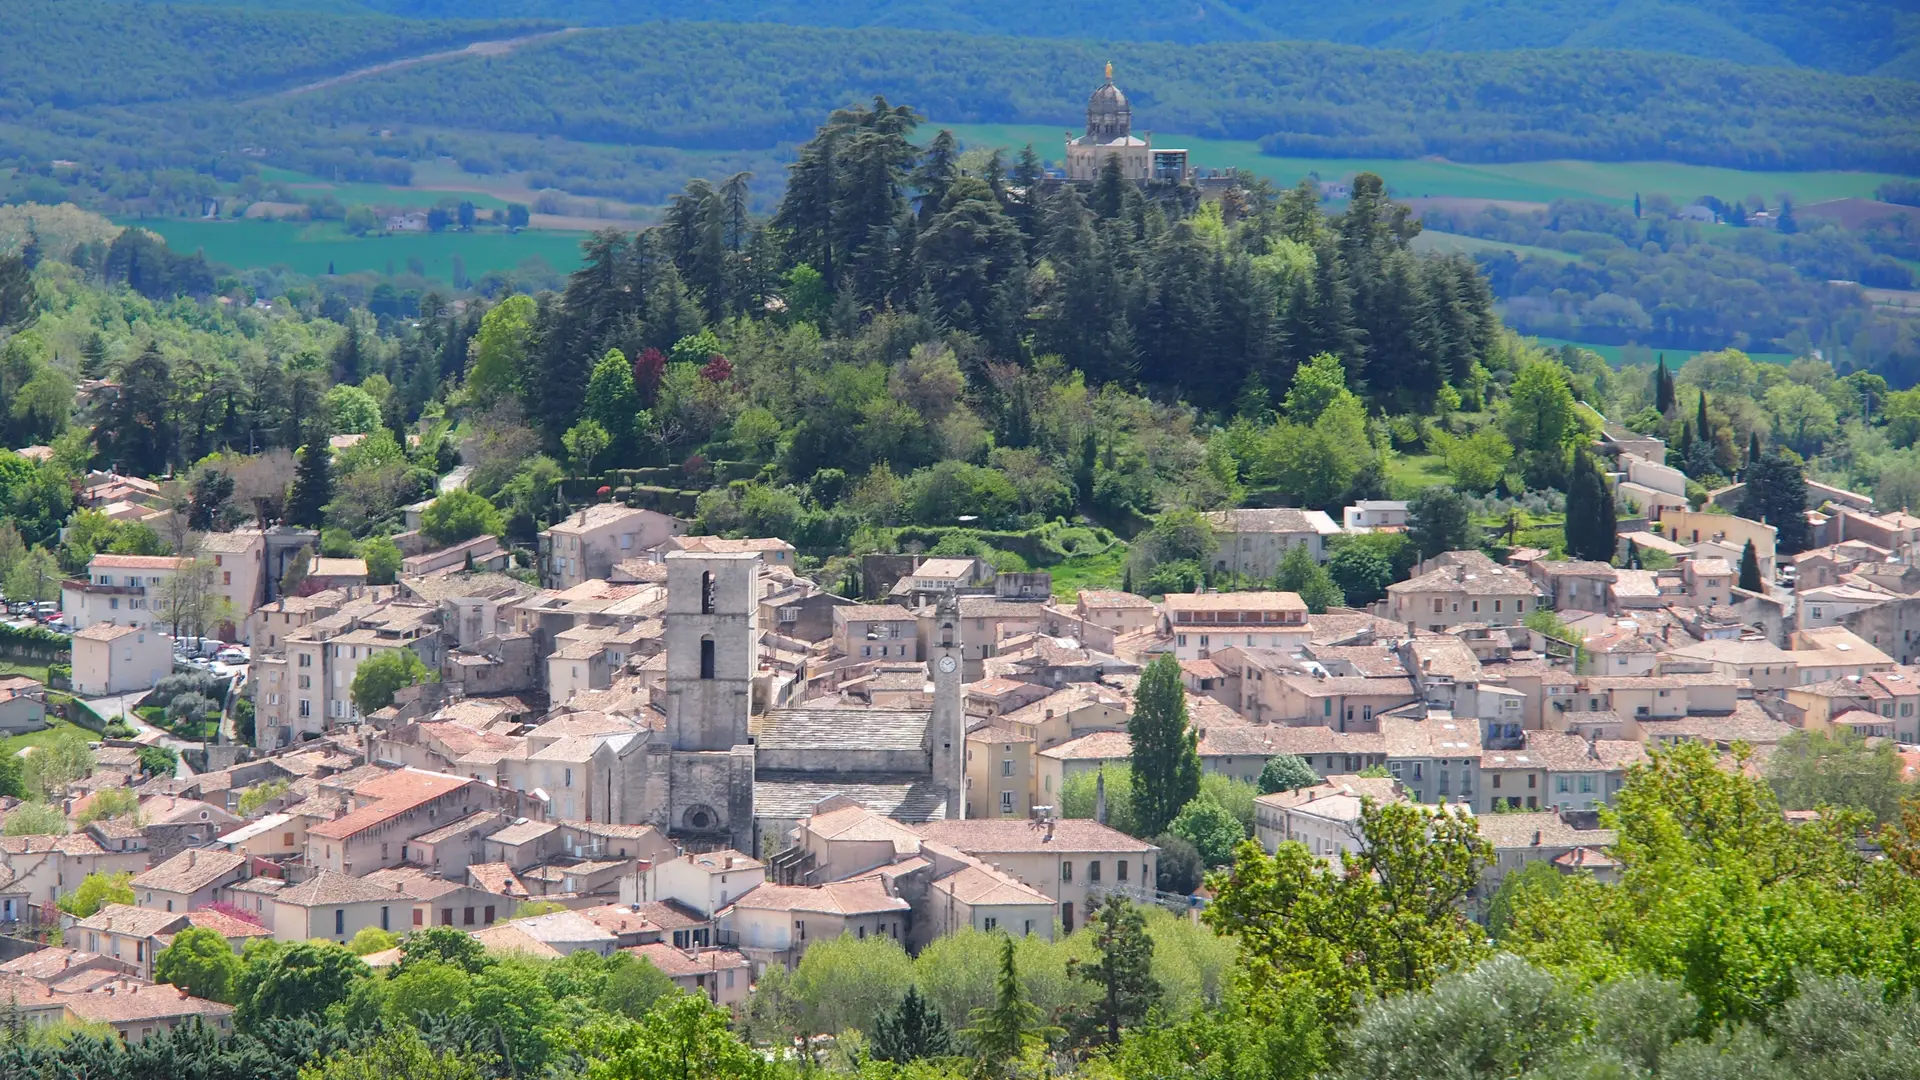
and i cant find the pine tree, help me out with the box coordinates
[1128,654,1201,837]
[1739,538,1764,592]
[965,935,1061,1076]
[871,986,955,1063]
[1563,448,1617,562]
[80,331,109,379]
[1071,895,1161,1046]
[286,436,334,528]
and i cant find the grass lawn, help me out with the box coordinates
[938,122,1912,207]
[0,660,51,684]
[0,717,90,756]
[124,217,589,284]
[1385,453,1451,498]
[1047,544,1130,601]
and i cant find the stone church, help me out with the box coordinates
[585,551,966,854]
[1065,63,1190,184]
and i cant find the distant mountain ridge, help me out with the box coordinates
[188,0,1920,77]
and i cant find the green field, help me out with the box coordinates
[939,122,1913,206]
[1047,545,1129,601]
[127,217,588,283]
[257,166,520,212]
[1529,336,1795,367]
[1385,452,1452,498]
[0,717,88,756]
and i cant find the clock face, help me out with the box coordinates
[938,655,957,673]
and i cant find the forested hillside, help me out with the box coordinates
[141,0,1920,77]
[0,0,553,109]
[277,21,1920,170]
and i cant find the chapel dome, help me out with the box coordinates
[1085,63,1132,141]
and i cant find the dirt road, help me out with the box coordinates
[255,26,584,101]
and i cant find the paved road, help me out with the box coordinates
[81,693,197,777]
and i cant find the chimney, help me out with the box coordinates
[1532,830,1542,846]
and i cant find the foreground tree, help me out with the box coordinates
[286,436,333,529]
[1071,896,1160,1046]
[1258,754,1319,794]
[1407,486,1472,560]
[870,985,956,1063]
[1206,798,1492,1026]
[1739,538,1764,592]
[1769,728,1909,824]
[349,648,435,716]
[965,935,1062,1077]
[1129,654,1202,838]
[55,870,133,918]
[1741,451,1812,554]
[578,992,767,1080]
[154,925,244,1003]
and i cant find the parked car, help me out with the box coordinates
[215,648,246,664]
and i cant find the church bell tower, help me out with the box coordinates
[662,551,759,851]
[930,592,965,819]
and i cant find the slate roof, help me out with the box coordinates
[753,706,931,751]
[752,772,950,822]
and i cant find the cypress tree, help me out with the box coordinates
[1128,654,1201,838]
[1654,355,1675,414]
[287,436,334,529]
[1747,430,1762,472]
[1739,539,1763,592]
[1626,538,1642,570]
[1564,449,1618,562]
[1696,392,1711,445]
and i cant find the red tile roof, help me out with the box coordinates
[308,769,472,841]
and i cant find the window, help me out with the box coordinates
[1001,759,1014,777]
[1061,861,1072,882]
[1117,860,1129,882]
[1062,902,1074,933]
[1557,776,1570,793]
[464,907,475,925]
[335,909,345,935]
[1471,601,1479,613]
[1529,774,1537,788]
[484,905,495,924]
[1000,790,1014,812]
[414,909,424,926]
[381,906,390,931]
[1579,775,1594,793]
[701,571,714,614]
[223,572,232,585]
[565,768,573,787]
[1492,774,1502,789]
[1089,861,1102,883]
[700,637,716,679]
[441,908,453,925]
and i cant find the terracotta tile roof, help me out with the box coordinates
[469,924,564,959]
[360,866,465,902]
[625,942,750,978]
[468,863,529,898]
[130,849,247,896]
[486,820,556,847]
[180,909,272,939]
[579,904,662,939]
[932,863,1052,907]
[274,870,405,908]
[411,809,505,846]
[63,980,234,1024]
[89,555,194,571]
[728,878,909,916]
[914,818,1155,854]
[632,899,710,931]
[1037,730,1132,761]
[308,769,472,841]
[72,904,184,940]
[1474,812,1617,850]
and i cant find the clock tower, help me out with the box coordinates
[930,592,965,819]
